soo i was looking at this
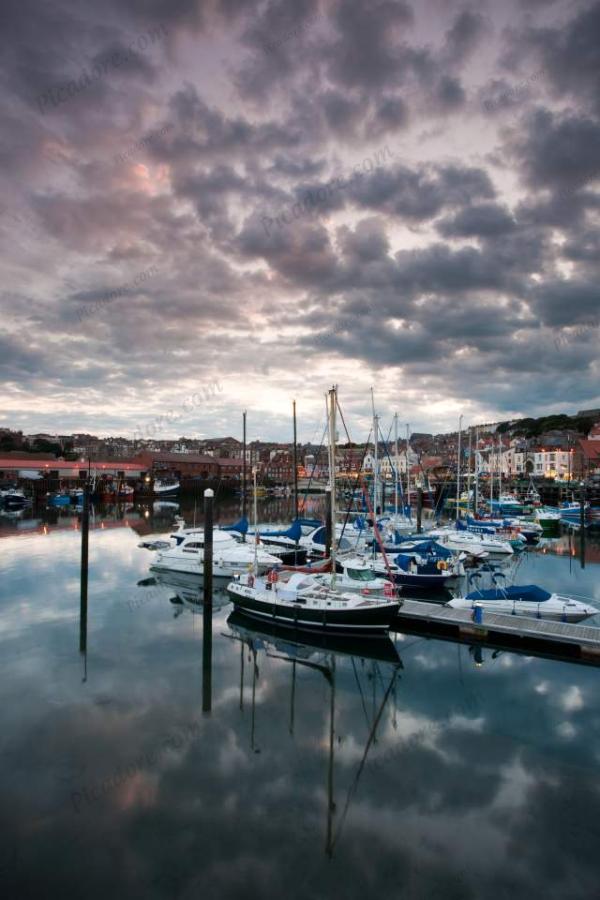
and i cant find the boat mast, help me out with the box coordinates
[467,427,472,511]
[292,400,298,520]
[474,425,479,513]
[490,440,494,505]
[371,388,379,515]
[498,435,502,498]
[405,423,410,512]
[394,413,399,519]
[328,386,337,584]
[242,410,247,528]
[252,465,259,574]
[456,414,463,521]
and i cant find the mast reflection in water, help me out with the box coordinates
[1,499,600,899]
[225,611,402,864]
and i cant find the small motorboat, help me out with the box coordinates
[456,518,526,550]
[153,479,180,496]
[428,526,514,556]
[559,501,589,521]
[533,506,562,530]
[448,584,596,623]
[465,515,542,544]
[0,487,29,510]
[487,493,524,515]
[47,492,71,507]
[372,540,464,591]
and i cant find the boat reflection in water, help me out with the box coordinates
[138,571,232,615]
[225,610,402,859]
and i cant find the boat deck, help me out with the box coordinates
[393,599,600,665]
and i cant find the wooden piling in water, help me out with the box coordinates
[203,488,213,713]
[79,478,89,656]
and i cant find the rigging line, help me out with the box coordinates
[340,429,373,545]
[300,420,328,514]
[378,426,409,507]
[351,656,372,731]
[330,664,401,854]
[393,635,426,654]
[374,661,387,696]
[335,393,373,544]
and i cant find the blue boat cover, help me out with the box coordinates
[457,519,496,535]
[311,526,327,546]
[466,584,552,603]
[258,520,303,541]
[297,517,322,530]
[395,539,453,559]
[221,516,249,534]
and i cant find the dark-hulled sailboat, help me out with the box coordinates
[227,387,400,634]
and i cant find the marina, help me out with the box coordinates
[3,0,599,895]
[1,489,600,900]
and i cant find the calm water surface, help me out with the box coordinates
[1,498,600,899]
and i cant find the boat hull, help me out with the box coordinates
[151,555,271,578]
[48,495,71,507]
[227,610,402,664]
[227,585,399,633]
[391,571,454,590]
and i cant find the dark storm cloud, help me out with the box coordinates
[441,9,489,66]
[0,0,598,435]
[528,279,600,328]
[510,108,600,192]
[437,202,516,238]
[507,1,600,117]
[345,161,496,220]
[324,0,415,90]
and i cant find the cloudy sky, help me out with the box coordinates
[1,0,599,443]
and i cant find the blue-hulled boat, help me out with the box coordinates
[47,493,71,507]
[371,539,463,590]
[559,501,590,521]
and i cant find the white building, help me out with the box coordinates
[497,446,574,479]
[531,449,573,479]
[378,450,418,479]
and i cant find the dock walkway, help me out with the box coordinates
[393,599,600,664]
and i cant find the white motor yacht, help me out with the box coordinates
[428,526,514,556]
[151,530,282,577]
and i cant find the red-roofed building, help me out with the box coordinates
[0,456,145,480]
[575,439,600,478]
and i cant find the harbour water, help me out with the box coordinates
[1,498,600,899]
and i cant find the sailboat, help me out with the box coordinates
[448,584,595,623]
[227,388,400,633]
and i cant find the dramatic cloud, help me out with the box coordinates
[0,0,598,439]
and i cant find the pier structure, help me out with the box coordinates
[393,599,600,666]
